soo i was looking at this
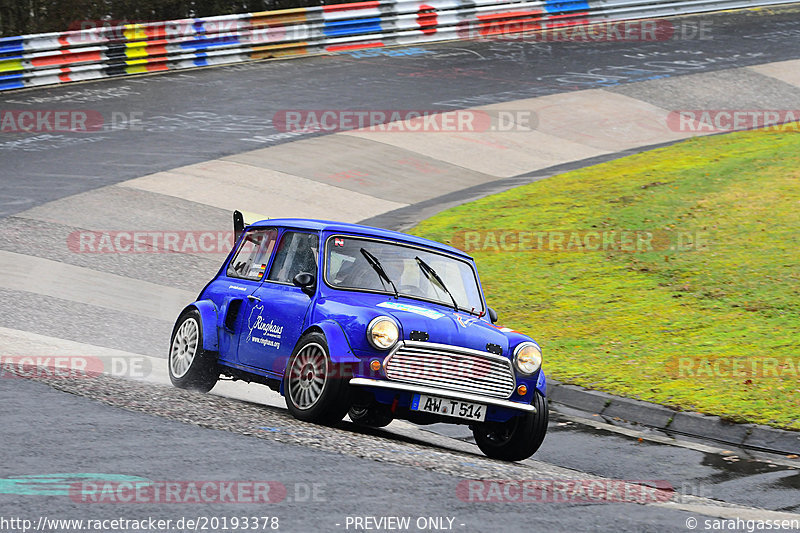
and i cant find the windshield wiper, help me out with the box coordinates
[415,256,459,312]
[360,248,399,298]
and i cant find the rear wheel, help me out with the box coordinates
[284,332,352,425]
[472,392,548,461]
[168,309,219,393]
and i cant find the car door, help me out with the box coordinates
[206,227,278,365]
[236,231,320,376]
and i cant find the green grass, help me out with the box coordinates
[410,126,800,430]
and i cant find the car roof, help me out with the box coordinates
[249,218,473,261]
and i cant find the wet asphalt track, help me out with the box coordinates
[3,375,799,533]
[1,5,800,532]
[3,7,800,217]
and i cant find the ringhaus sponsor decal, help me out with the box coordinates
[246,305,284,350]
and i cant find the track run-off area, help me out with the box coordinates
[1,5,799,532]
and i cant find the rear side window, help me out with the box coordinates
[268,232,320,283]
[227,228,278,281]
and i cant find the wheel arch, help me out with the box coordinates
[178,300,219,353]
[279,320,360,396]
[302,319,360,365]
[536,369,547,397]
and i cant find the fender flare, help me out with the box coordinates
[306,319,360,365]
[179,300,219,352]
[536,369,547,397]
[278,319,359,396]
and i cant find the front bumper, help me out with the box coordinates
[349,378,536,414]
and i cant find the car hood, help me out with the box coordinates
[370,300,513,355]
[375,298,520,354]
[314,292,535,358]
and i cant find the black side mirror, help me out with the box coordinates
[293,272,316,296]
[488,307,498,324]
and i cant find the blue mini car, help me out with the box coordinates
[169,213,548,460]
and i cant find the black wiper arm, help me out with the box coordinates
[360,248,399,298]
[415,256,458,312]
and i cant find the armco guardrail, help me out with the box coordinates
[0,0,796,92]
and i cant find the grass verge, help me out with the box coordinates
[410,126,800,430]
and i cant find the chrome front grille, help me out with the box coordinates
[384,341,516,399]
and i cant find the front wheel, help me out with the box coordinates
[472,392,548,461]
[284,332,352,425]
[169,309,219,393]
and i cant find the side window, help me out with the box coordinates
[268,232,320,283]
[227,228,278,281]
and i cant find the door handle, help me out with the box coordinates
[247,295,261,302]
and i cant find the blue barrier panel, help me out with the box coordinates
[323,18,384,37]
[0,37,24,55]
[0,72,24,81]
[180,35,241,50]
[544,0,590,12]
[0,78,25,91]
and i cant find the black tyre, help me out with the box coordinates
[472,392,548,461]
[168,308,219,393]
[348,405,393,428]
[284,332,352,425]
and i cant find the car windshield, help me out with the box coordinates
[325,236,484,313]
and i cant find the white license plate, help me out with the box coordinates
[411,394,487,422]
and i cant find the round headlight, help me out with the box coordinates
[514,342,542,375]
[367,317,399,350]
